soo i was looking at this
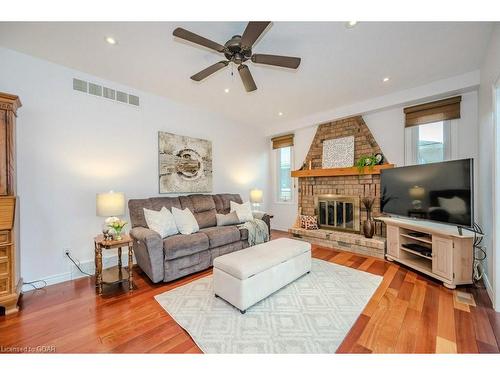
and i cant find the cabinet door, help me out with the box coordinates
[432,236,453,281]
[386,225,400,258]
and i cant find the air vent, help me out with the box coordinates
[88,83,103,97]
[73,78,140,107]
[103,87,116,100]
[128,95,140,106]
[73,78,88,93]
[116,91,128,103]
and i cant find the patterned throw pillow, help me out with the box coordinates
[300,215,319,230]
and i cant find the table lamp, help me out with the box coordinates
[250,188,263,212]
[96,191,125,238]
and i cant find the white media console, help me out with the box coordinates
[376,217,477,289]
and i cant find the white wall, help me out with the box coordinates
[478,24,500,310]
[269,91,480,234]
[0,47,269,285]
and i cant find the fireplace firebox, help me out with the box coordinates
[314,194,360,232]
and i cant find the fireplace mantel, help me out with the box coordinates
[291,164,394,178]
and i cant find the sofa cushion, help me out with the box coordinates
[189,194,216,212]
[129,197,182,228]
[128,198,153,228]
[150,197,182,212]
[200,226,241,248]
[180,195,217,229]
[163,232,209,260]
[195,209,217,229]
[213,194,243,214]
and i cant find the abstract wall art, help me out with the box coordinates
[158,132,213,193]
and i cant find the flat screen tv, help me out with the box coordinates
[380,159,473,228]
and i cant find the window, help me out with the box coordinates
[416,121,444,163]
[404,96,461,165]
[405,120,455,165]
[275,146,293,202]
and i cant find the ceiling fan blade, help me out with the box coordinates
[251,54,301,69]
[173,27,225,53]
[241,22,271,49]
[238,65,257,92]
[190,61,229,81]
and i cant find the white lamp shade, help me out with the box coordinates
[96,191,125,217]
[409,185,425,200]
[250,189,264,203]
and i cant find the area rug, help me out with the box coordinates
[154,258,382,353]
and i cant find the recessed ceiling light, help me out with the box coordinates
[278,112,283,116]
[346,21,358,28]
[224,88,230,93]
[383,77,390,82]
[105,36,117,45]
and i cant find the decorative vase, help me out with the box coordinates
[113,230,123,241]
[363,219,375,239]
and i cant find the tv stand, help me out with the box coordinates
[376,217,475,289]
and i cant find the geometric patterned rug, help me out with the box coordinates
[154,258,382,353]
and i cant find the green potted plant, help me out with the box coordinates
[355,155,378,173]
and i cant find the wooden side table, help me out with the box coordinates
[94,234,134,295]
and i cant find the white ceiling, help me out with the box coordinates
[0,22,494,129]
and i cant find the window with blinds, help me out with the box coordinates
[404,96,461,165]
[404,96,461,127]
[272,134,294,203]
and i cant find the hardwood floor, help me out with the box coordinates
[1,230,499,354]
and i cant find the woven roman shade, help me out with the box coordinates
[271,134,294,149]
[404,96,461,128]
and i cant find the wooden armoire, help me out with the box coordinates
[0,92,21,315]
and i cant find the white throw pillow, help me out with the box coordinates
[143,207,178,238]
[171,207,199,235]
[230,201,254,223]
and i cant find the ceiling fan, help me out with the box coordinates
[173,22,301,92]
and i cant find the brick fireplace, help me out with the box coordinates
[298,115,385,236]
[289,115,389,258]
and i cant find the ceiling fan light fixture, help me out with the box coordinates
[278,112,283,116]
[383,77,390,82]
[346,21,358,28]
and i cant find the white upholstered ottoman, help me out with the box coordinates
[212,238,312,313]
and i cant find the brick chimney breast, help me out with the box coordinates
[298,116,387,236]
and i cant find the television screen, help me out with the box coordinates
[380,159,473,227]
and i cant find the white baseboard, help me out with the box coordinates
[482,273,497,311]
[271,225,290,232]
[21,253,132,292]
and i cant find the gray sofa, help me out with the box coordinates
[128,193,271,283]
